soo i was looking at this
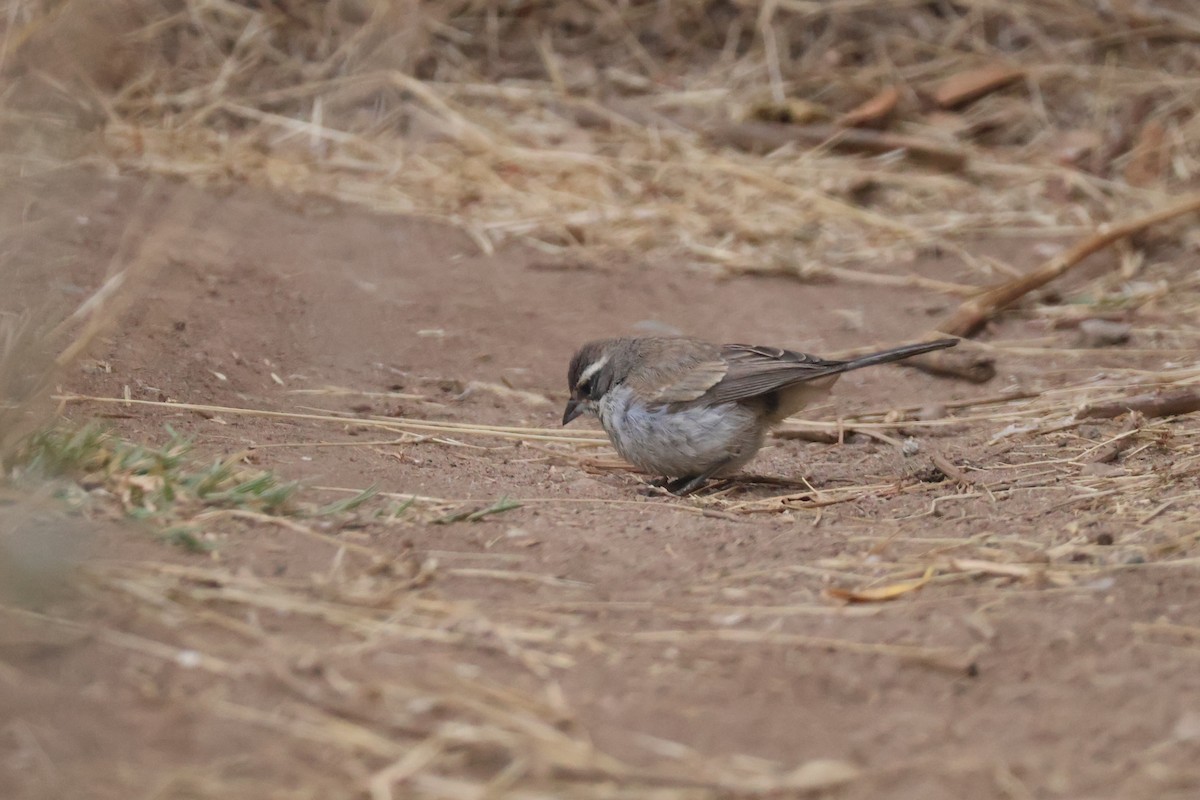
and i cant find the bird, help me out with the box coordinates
[562,335,958,495]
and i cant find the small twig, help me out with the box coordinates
[1084,413,1144,463]
[704,120,969,171]
[904,194,1200,383]
[935,194,1200,340]
[773,428,841,444]
[1078,390,1200,420]
[54,395,607,443]
[930,452,976,485]
[932,64,1025,109]
[902,348,996,384]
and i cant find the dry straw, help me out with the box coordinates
[5,1,1200,796]
[7,0,1198,275]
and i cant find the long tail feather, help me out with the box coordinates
[836,338,958,373]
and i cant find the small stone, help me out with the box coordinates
[1078,318,1131,348]
[917,404,947,421]
[901,437,920,457]
[175,650,202,669]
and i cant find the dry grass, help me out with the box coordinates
[18,383,1200,795]
[56,349,1200,524]
[39,359,1200,795]
[4,1,1200,797]
[5,0,1199,273]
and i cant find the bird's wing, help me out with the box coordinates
[700,344,845,404]
[648,360,729,403]
[634,339,730,404]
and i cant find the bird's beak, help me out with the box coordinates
[562,398,583,426]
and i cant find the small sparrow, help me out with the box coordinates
[562,335,957,495]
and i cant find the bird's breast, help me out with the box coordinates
[597,385,764,477]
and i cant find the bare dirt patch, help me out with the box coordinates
[2,166,1199,800]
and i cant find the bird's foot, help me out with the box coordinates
[664,474,712,496]
[643,461,736,497]
[655,458,740,496]
[639,475,709,496]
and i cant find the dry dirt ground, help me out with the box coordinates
[2,168,1200,800]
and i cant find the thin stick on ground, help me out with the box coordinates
[1078,390,1200,420]
[937,193,1200,338]
[905,193,1200,382]
[704,120,970,171]
[1082,413,1144,464]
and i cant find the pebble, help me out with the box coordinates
[1078,318,1131,348]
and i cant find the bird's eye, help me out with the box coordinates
[577,377,593,396]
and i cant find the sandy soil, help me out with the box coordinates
[2,169,1199,800]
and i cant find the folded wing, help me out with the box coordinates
[701,344,845,405]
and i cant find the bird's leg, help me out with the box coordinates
[664,476,703,495]
[665,460,734,496]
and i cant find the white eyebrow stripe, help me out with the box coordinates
[577,354,609,386]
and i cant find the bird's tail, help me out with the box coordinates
[836,338,958,372]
